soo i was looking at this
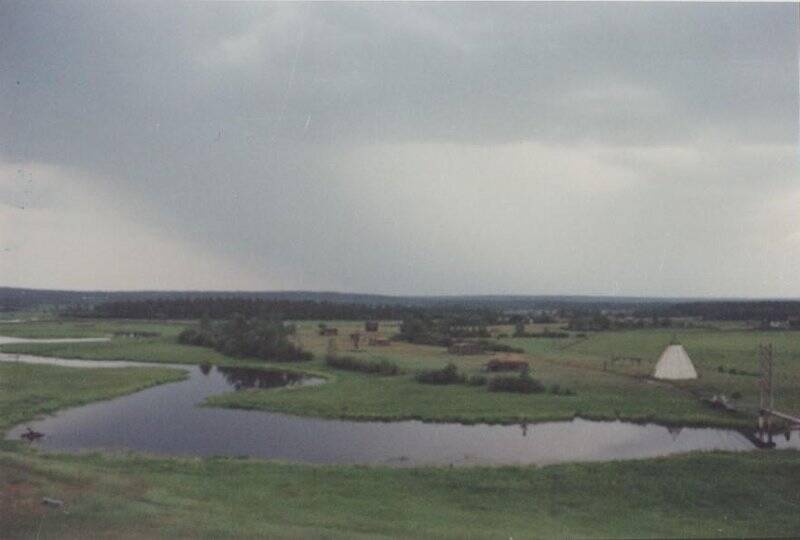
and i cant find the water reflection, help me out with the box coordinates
[216,366,315,390]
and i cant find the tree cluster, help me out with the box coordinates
[71,297,507,327]
[178,314,311,362]
[565,313,612,332]
[397,315,495,346]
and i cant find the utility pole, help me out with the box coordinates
[758,343,774,446]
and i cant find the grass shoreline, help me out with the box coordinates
[0,362,188,440]
[205,391,755,429]
[3,448,800,538]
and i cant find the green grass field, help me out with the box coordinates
[0,319,188,339]
[2,318,800,538]
[3,448,800,538]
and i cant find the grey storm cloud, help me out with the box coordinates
[1,2,798,296]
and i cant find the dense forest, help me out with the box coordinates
[646,301,800,323]
[178,315,311,362]
[74,298,414,321]
[69,297,503,323]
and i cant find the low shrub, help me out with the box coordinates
[415,363,465,385]
[476,340,525,354]
[548,383,576,396]
[467,375,488,386]
[325,354,400,376]
[717,366,758,377]
[488,372,545,394]
[527,331,569,339]
[178,328,215,348]
[486,359,529,372]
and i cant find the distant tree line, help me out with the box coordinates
[85,297,800,330]
[640,301,800,323]
[566,314,677,332]
[71,298,415,321]
[69,297,504,323]
[507,313,556,324]
[178,314,311,362]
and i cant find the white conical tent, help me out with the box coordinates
[653,344,697,380]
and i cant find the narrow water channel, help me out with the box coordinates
[2,338,798,467]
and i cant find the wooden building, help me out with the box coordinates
[364,321,379,332]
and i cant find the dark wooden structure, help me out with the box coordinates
[757,343,800,446]
[364,321,379,332]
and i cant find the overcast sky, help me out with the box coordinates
[1,2,798,297]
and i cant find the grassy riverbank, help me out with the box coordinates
[0,362,187,435]
[5,319,793,428]
[205,365,730,426]
[3,449,800,539]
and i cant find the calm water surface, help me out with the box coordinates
[2,337,798,467]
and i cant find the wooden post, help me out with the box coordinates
[758,344,775,445]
